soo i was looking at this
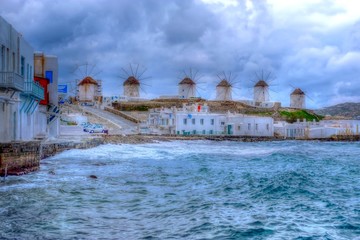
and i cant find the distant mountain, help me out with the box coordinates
[315,102,360,119]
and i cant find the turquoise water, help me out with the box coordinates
[0,141,359,239]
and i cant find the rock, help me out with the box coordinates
[89,175,98,179]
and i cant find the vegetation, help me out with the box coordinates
[279,110,324,123]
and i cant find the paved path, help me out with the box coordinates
[81,106,138,134]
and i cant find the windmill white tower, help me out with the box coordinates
[290,88,306,109]
[254,80,269,103]
[252,69,276,103]
[215,71,239,101]
[72,63,102,103]
[120,64,149,99]
[123,76,140,98]
[178,77,196,99]
[216,79,232,101]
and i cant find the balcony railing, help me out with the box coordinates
[0,72,24,91]
[24,81,44,100]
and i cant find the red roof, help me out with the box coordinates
[179,77,195,85]
[291,88,305,95]
[123,76,140,86]
[254,80,268,87]
[217,79,231,87]
[78,76,98,86]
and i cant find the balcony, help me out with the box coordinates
[24,81,44,100]
[0,72,24,91]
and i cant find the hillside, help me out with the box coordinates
[315,102,360,119]
[112,99,323,123]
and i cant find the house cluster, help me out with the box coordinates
[146,103,274,137]
[0,16,59,142]
[145,103,360,139]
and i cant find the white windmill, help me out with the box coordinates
[215,72,239,101]
[120,64,150,98]
[178,68,202,99]
[252,70,276,103]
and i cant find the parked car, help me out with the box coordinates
[84,124,108,133]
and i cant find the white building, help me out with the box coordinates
[178,77,196,99]
[0,16,46,142]
[148,104,274,137]
[34,52,59,138]
[274,119,360,139]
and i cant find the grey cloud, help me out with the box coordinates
[1,0,360,108]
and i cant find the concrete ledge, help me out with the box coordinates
[104,107,141,123]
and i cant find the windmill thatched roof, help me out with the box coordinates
[254,80,268,87]
[179,77,195,85]
[291,88,305,95]
[217,79,231,87]
[78,76,98,86]
[123,76,140,86]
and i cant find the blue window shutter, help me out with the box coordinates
[46,71,53,83]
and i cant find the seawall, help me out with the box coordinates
[0,138,104,177]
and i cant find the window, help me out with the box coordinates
[12,52,15,71]
[26,64,29,80]
[0,46,4,71]
[248,123,251,130]
[192,118,195,125]
[266,124,269,131]
[45,71,53,83]
[211,119,214,125]
[20,56,25,76]
[193,130,196,134]
[200,119,204,125]
[255,124,258,131]
[221,122,225,126]
[202,130,205,134]
[238,125,241,131]
[183,119,187,125]
[209,130,213,134]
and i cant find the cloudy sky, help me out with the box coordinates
[1,0,360,108]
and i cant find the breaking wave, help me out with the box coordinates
[0,140,359,239]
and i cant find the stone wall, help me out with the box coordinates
[0,138,104,176]
[0,141,41,176]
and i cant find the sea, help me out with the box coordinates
[0,140,359,239]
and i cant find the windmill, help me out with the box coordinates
[119,63,150,98]
[178,68,203,99]
[289,85,313,109]
[72,63,102,103]
[215,71,240,101]
[252,69,276,103]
